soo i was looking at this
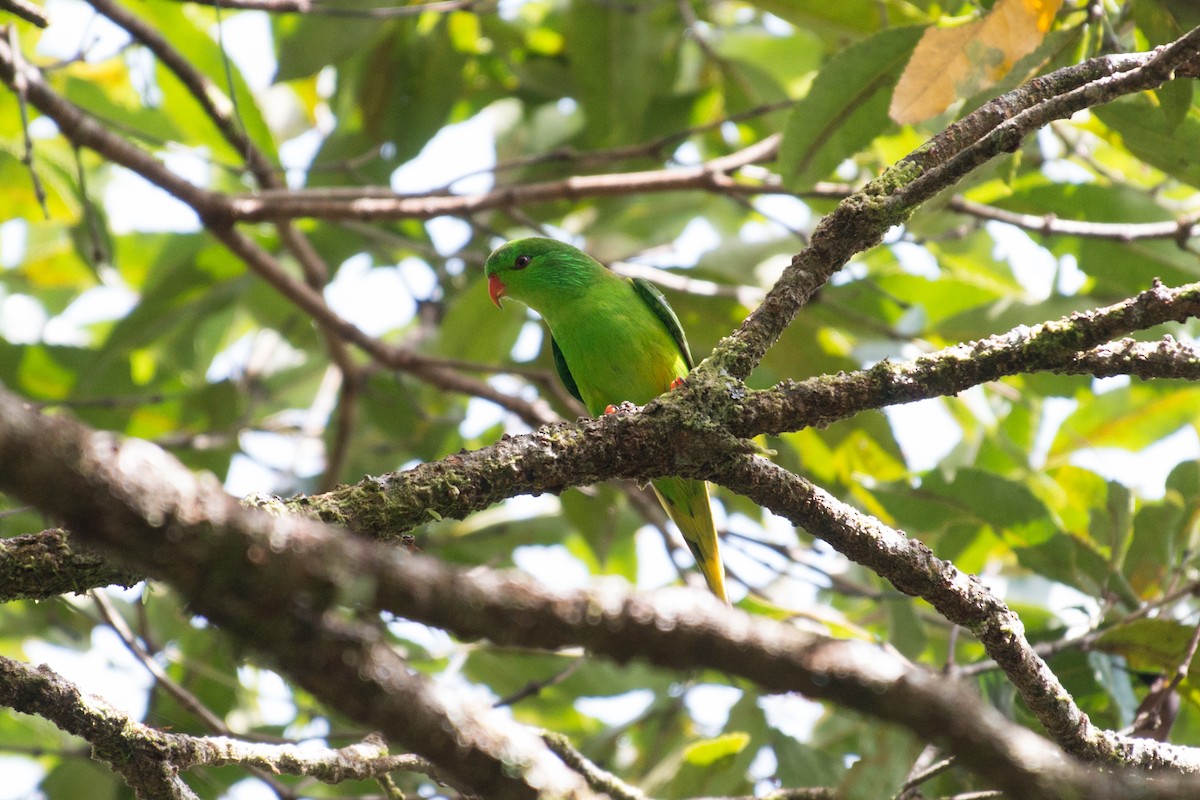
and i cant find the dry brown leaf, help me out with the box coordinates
[890,0,1063,124]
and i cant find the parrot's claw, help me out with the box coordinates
[604,401,638,415]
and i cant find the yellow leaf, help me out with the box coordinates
[130,348,157,386]
[890,0,1063,124]
[683,732,750,766]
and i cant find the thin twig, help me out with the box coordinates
[224,135,782,222]
[541,731,648,800]
[6,25,48,219]
[171,0,494,16]
[0,0,48,26]
[73,145,107,264]
[948,196,1200,243]
[494,659,582,708]
[93,590,231,733]
[448,98,796,187]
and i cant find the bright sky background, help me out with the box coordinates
[4,5,1200,798]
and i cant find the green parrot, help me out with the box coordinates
[485,237,728,604]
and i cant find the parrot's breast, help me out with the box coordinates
[545,285,687,417]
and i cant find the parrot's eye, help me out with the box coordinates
[514,255,531,269]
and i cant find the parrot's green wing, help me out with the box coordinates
[550,336,584,404]
[631,278,694,370]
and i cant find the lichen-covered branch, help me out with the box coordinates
[704,27,1200,381]
[7,294,1200,599]
[948,196,1200,242]
[0,655,199,799]
[0,529,139,602]
[736,281,1200,437]
[7,385,1200,798]
[288,277,1200,542]
[0,655,459,795]
[220,135,780,222]
[1054,336,1200,379]
[0,389,590,800]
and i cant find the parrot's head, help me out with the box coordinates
[484,237,602,311]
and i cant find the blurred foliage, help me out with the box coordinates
[2,0,1200,797]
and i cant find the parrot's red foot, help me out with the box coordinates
[669,377,686,390]
[604,404,618,415]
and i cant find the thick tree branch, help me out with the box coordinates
[172,733,448,784]
[0,655,459,795]
[736,281,1200,437]
[1055,336,1200,379]
[220,135,780,222]
[0,391,590,800]
[361,564,1200,796]
[0,528,139,602]
[0,655,199,799]
[4,387,1200,798]
[284,275,1200,542]
[7,298,1196,602]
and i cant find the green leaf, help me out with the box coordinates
[750,0,925,40]
[773,729,843,786]
[683,731,751,766]
[0,147,80,221]
[874,468,1057,547]
[1124,461,1200,596]
[61,70,182,145]
[713,29,823,96]
[1097,619,1200,679]
[837,725,921,800]
[357,17,466,159]
[565,1,679,147]
[273,6,382,81]
[17,346,76,400]
[428,510,565,568]
[41,759,119,800]
[887,598,927,660]
[561,484,641,582]
[1124,503,1181,598]
[1093,95,1200,188]
[1016,531,1109,598]
[1154,79,1193,130]
[1090,480,1133,558]
[779,26,924,188]
[135,1,278,162]
[434,274,529,363]
[1050,385,1200,458]
[1167,459,1200,498]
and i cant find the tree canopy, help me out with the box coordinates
[3,0,1200,798]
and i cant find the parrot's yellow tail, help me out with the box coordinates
[651,477,728,604]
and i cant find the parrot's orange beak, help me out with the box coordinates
[487,273,506,308]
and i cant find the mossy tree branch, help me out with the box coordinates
[7,387,1200,798]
